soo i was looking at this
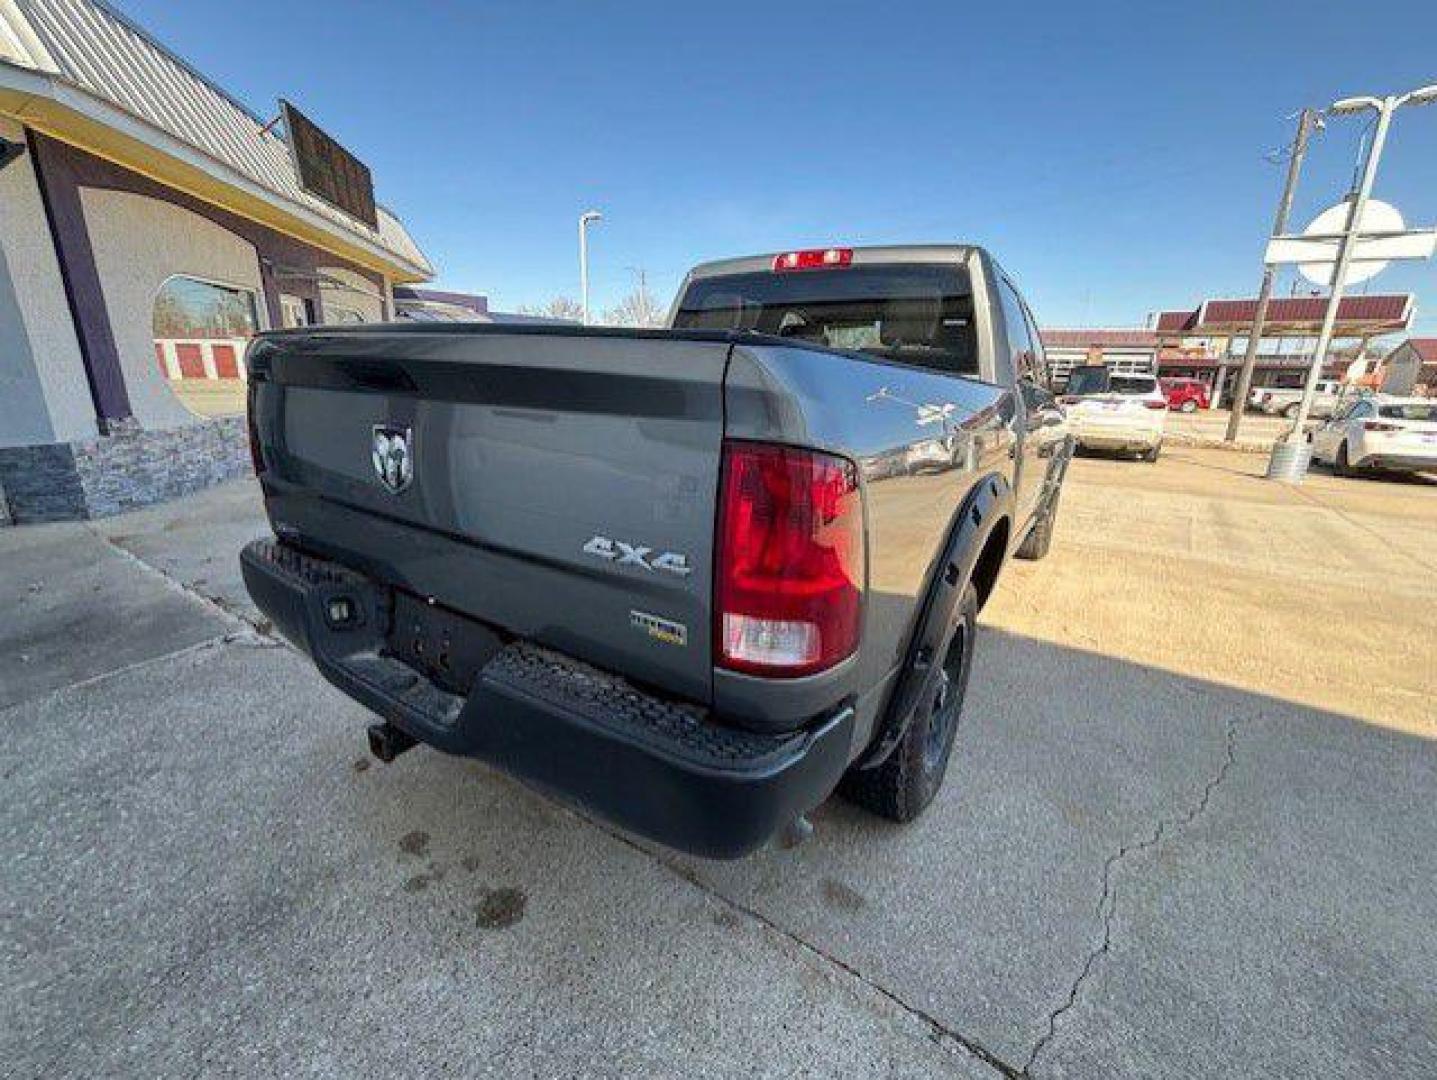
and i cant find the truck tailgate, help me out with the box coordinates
[249,327,730,705]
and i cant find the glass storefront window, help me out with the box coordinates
[152,276,259,417]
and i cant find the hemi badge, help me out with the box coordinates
[630,610,687,647]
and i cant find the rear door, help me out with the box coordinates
[993,274,1053,533]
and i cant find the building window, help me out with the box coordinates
[152,275,259,417]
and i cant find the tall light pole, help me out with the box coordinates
[1269,83,1437,482]
[1226,108,1320,443]
[578,210,602,325]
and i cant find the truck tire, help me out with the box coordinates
[1015,485,1061,561]
[1284,402,1301,420]
[839,584,977,823]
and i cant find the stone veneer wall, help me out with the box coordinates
[0,416,250,524]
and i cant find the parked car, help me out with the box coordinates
[1159,376,1210,413]
[1308,396,1437,476]
[1062,366,1167,460]
[239,244,1073,858]
[1254,379,1343,419]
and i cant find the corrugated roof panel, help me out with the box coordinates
[1155,296,1413,336]
[1155,310,1197,334]
[1202,295,1410,327]
[9,0,431,276]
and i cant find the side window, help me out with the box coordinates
[1348,401,1373,421]
[1020,299,1049,389]
[996,278,1035,384]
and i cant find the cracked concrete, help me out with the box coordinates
[1023,714,1244,1075]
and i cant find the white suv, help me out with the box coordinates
[1061,367,1167,461]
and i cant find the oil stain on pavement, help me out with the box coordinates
[475,887,526,929]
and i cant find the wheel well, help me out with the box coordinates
[970,518,1010,612]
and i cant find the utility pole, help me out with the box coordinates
[578,210,602,326]
[1226,108,1318,443]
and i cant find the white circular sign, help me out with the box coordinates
[1298,199,1404,286]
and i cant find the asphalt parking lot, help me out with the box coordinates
[4,450,1435,1078]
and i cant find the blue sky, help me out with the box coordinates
[114,0,1437,330]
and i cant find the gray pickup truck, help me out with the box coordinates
[240,245,1070,857]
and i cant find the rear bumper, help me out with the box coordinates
[1071,425,1162,451]
[1353,451,1437,472]
[240,539,853,858]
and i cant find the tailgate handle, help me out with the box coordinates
[337,361,417,393]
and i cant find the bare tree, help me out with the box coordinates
[602,284,666,328]
[517,296,584,322]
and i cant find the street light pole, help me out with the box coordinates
[1226,108,1319,443]
[578,210,602,326]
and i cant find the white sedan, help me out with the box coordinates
[1061,369,1167,461]
[1309,396,1437,476]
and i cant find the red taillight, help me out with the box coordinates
[715,441,864,677]
[1363,421,1400,432]
[772,247,853,272]
[1143,400,1167,410]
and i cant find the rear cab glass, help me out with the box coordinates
[672,264,978,377]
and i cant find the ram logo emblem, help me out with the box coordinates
[371,425,413,494]
[583,535,692,577]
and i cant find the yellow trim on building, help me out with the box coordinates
[0,80,430,284]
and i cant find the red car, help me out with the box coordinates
[1159,377,1210,413]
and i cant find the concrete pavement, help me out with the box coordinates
[4,450,1435,1077]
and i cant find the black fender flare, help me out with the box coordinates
[853,471,1014,770]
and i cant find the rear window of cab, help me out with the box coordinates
[672,264,979,376]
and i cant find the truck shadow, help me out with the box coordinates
[11,606,1436,1078]
[359,619,1436,1077]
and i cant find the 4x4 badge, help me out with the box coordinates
[371,425,413,494]
[583,535,692,577]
